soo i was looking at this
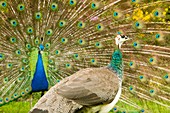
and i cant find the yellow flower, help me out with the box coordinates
[163,12,166,16]
[132,9,144,20]
[165,8,168,12]
[143,15,151,21]
[162,19,165,22]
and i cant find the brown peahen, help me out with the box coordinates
[0,0,170,113]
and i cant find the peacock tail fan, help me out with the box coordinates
[0,0,169,112]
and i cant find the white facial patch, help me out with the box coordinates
[115,35,129,49]
[115,35,121,45]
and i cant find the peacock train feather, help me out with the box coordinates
[0,0,170,113]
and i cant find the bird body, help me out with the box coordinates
[0,0,170,113]
[31,51,48,92]
[56,49,123,106]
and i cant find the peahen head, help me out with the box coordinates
[115,35,131,49]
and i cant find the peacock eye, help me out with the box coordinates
[17,4,25,11]
[50,3,58,11]
[35,12,42,20]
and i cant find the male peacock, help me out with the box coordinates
[0,0,170,113]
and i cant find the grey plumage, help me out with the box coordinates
[56,68,119,106]
[30,67,120,113]
[30,85,81,113]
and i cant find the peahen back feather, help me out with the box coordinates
[0,0,170,112]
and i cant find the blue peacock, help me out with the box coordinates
[0,0,170,113]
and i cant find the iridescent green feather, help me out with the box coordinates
[29,48,39,80]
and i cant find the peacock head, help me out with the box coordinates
[115,35,131,49]
[39,44,44,51]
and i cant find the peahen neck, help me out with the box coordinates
[108,49,123,79]
[31,52,48,92]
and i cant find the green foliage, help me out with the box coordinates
[0,92,41,113]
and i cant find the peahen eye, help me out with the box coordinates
[121,35,125,38]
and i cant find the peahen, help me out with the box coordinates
[30,34,129,113]
[0,0,170,113]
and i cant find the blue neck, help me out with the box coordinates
[31,53,48,92]
[108,49,123,79]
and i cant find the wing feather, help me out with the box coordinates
[56,68,119,106]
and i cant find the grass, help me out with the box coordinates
[0,101,37,113]
[0,92,170,113]
[0,93,40,113]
